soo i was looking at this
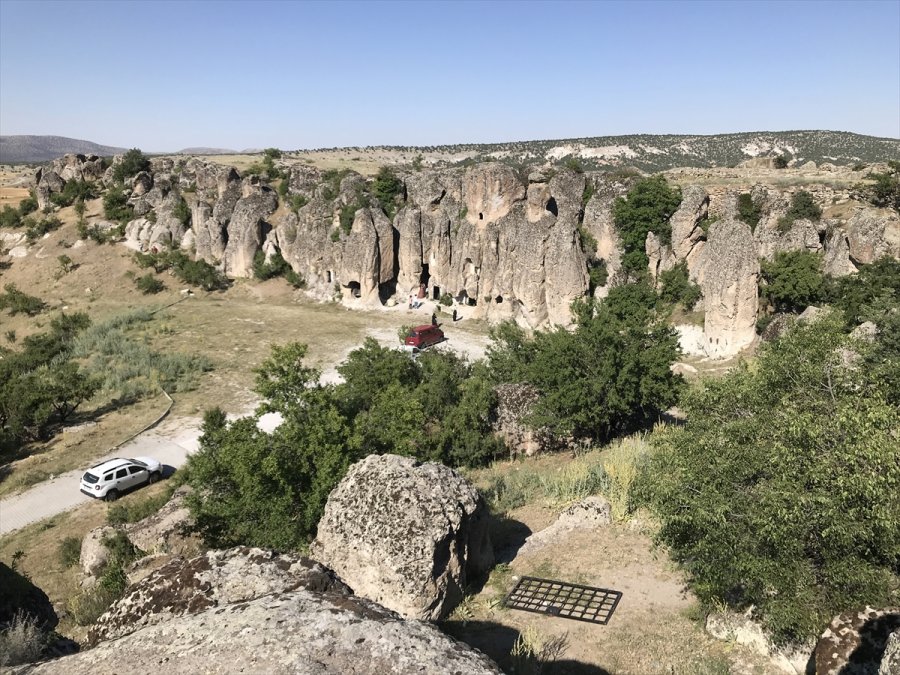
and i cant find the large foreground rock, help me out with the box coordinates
[89,546,349,644]
[311,454,494,621]
[21,547,501,675]
[0,563,57,631]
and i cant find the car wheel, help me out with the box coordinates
[105,489,119,502]
[148,471,160,484]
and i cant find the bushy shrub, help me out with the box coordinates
[613,175,682,277]
[777,190,821,232]
[759,250,824,313]
[0,612,45,667]
[439,292,453,306]
[252,249,304,287]
[50,179,96,208]
[372,167,403,216]
[57,536,81,568]
[858,160,900,213]
[111,148,150,183]
[659,261,702,310]
[826,255,900,325]
[24,216,62,242]
[0,284,45,316]
[103,185,132,223]
[134,250,227,291]
[773,155,788,169]
[173,196,191,227]
[639,314,900,642]
[736,192,761,230]
[135,273,164,294]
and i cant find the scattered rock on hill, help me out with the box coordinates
[311,454,494,621]
[88,546,351,644]
[124,485,199,557]
[517,496,612,557]
[79,525,116,580]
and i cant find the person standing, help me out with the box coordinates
[431,312,437,326]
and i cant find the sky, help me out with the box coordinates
[1,0,898,151]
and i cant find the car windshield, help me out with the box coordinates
[82,472,99,484]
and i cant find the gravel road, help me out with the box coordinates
[0,419,201,536]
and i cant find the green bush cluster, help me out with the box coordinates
[777,190,821,232]
[49,179,97,208]
[135,273,165,294]
[372,167,404,217]
[612,175,683,277]
[107,485,176,525]
[759,250,824,314]
[736,192,762,230]
[0,284,45,316]
[111,148,150,183]
[133,249,228,291]
[0,312,98,451]
[252,249,305,288]
[658,262,702,310]
[0,193,38,229]
[23,216,62,242]
[321,169,352,201]
[857,160,900,213]
[184,341,504,550]
[639,312,900,642]
[102,185,132,224]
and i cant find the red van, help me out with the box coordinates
[404,324,445,349]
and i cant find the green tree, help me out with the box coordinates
[639,314,900,642]
[773,155,788,169]
[759,250,824,313]
[658,261,701,310]
[736,192,762,230]
[826,256,900,325]
[777,190,822,232]
[112,149,151,183]
[372,167,404,217]
[858,161,900,213]
[612,176,682,277]
[102,185,132,224]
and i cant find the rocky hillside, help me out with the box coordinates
[306,130,900,173]
[0,136,127,164]
[14,152,900,360]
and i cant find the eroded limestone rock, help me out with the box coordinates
[311,454,493,621]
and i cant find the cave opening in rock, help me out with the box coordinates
[419,264,430,288]
[347,281,361,298]
[546,197,558,217]
[478,212,484,220]
[433,285,441,300]
[326,270,333,283]
[495,295,503,304]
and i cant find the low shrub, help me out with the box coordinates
[777,190,821,233]
[0,284,45,316]
[57,536,82,568]
[107,487,174,525]
[0,612,45,667]
[135,273,165,294]
[736,193,761,230]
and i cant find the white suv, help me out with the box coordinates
[80,457,162,501]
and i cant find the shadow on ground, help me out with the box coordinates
[441,619,611,675]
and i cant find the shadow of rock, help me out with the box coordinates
[160,464,178,480]
[491,514,532,565]
[841,611,900,674]
[440,619,611,675]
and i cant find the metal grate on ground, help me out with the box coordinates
[503,576,622,625]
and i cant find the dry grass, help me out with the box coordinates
[0,480,173,643]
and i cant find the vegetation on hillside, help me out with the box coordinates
[613,176,682,277]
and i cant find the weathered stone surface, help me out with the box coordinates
[823,226,858,277]
[880,630,900,675]
[705,611,770,656]
[311,454,493,621]
[25,586,503,674]
[582,177,629,298]
[124,486,199,557]
[518,496,612,557]
[0,562,57,631]
[222,179,277,278]
[814,607,900,675]
[80,525,116,578]
[701,203,759,357]
[131,171,152,196]
[493,382,545,456]
[89,546,350,644]
[844,207,900,265]
[669,184,709,280]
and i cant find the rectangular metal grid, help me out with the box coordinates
[503,576,622,625]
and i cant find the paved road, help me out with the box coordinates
[0,420,201,537]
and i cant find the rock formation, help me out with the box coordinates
[814,607,900,675]
[22,547,503,675]
[311,453,494,621]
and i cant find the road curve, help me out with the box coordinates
[0,420,201,537]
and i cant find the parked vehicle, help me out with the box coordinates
[80,456,163,501]
[403,324,445,349]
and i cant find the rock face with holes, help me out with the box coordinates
[21,547,502,675]
[310,454,494,622]
[814,607,900,675]
[699,198,760,358]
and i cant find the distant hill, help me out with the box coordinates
[0,135,128,164]
[305,130,900,173]
[176,147,238,155]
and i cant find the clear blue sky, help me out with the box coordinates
[1,0,898,151]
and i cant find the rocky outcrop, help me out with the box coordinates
[23,547,502,675]
[844,207,900,265]
[814,607,900,675]
[517,496,612,557]
[124,485,199,557]
[881,630,900,675]
[705,611,813,674]
[222,178,278,278]
[311,454,494,622]
[89,546,350,644]
[493,383,547,456]
[581,177,629,297]
[700,200,759,358]
[668,185,709,281]
[79,525,116,579]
